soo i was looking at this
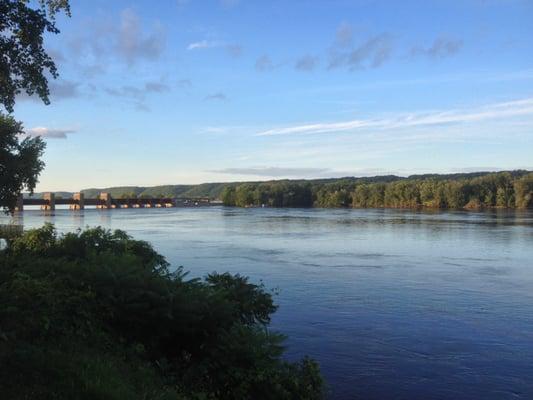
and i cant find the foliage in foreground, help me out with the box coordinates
[0,113,46,213]
[0,224,323,399]
[1,0,70,213]
[1,0,70,113]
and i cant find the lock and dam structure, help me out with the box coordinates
[14,192,215,212]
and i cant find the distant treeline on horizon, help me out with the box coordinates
[29,170,533,209]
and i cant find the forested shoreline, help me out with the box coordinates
[24,171,533,210]
[221,171,533,209]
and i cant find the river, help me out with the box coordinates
[2,207,533,399]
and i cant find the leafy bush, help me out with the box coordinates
[0,224,324,399]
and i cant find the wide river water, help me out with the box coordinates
[2,207,533,399]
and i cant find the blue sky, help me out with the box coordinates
[14,0,533,191]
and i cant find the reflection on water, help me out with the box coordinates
[2,207,533,400]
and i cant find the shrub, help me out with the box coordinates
[0,224,324,399]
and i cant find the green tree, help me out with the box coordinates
[514,173,533,208]
[313,181,353,208]
[218,171,532,210]
[367,183,386,207]
[269,183,285,207]
[1,0,70,112]
[443,181,466,209]
[0,113,45,212]
[235,184,255,207]
[384,181,420,208]
[419,179,445,208]
[1,0,70,213]
[221,186,236,206]
[352,184,370,207]
[253,183,270,206]
[119,192,137,199]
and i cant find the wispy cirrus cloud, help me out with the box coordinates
[325,22,394,70]
[105,80,170,99]
[411,36,463,59]
[25,127,77,139]
[18,79,82,102]
[328,32,394,70]
[187,40,220,50]
[326,23,463,71]
[49,80,81,99]
[187,40,243,57]
[256,98,533,136]
[104,79,171,111]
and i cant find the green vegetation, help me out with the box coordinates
[0,224,324,399]
[222,182,314,207]
[26,170,533,210]
[0,0,70,112]
[221,171,533,209]
[20,170,533,210]
[80,184,225,200]
[1,0,71,212]
[0,113,45,212]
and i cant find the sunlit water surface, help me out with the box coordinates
[3,207,533,400]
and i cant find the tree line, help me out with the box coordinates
[221,171,533,209]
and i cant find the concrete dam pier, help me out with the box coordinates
[15,192,214,212]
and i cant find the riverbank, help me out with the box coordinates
[3,207,532,399]
[0,224,324,399]
[221,171,533,210]
[25,171,533,209]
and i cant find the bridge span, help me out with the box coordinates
[15,192,215,211]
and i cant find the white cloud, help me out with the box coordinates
[25,127,77,139]
[187,40,213,50]
[186,40,242,57]
[256,98,533,136]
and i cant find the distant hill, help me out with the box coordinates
[23,191,75,199]
[79,183,240,199]
[27,170,532,200]
[81,185,194,199]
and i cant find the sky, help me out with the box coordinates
[13,0,533,191]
